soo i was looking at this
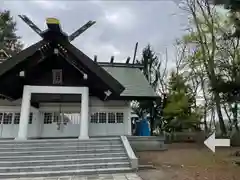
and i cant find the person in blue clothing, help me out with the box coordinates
[136,113,150,136]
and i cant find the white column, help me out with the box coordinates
[15,86,31,140]
[79,87,89,139]
[126,101,132,135]
[34,110,42,138]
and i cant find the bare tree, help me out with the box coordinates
[179,0,227,135]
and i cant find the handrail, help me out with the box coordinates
[120,136,138,169]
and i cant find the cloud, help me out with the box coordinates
[104,7,137,31]
[0,0,188,63]
[31,1,70,11]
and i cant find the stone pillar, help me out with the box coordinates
[79,87,89,139]
[15,86,31,140]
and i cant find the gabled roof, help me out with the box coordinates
[0,17,159,101]
[0,36,125,97]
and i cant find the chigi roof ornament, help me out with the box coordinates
[18,15,142,69]
[18,15,96,42]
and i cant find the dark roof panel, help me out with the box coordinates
[0,40,47,77]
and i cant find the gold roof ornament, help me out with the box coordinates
[46,18,60,25]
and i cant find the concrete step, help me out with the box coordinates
[0,152,127,161]
[0,167,133,179]
[0,144,123,152]
[0,137,134,178]
[0,140,122,147]
[0,137,120,144]
[0,148,124,156]
[0,162,130,173]
[0,157,129,167]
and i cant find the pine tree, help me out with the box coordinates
[163,72,201,132]
[133,44,161,135]
[0,10,23,55]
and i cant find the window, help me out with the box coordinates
[52,69,62,84]
[0,113,3,124]
[13,112,33,124]
[29,113,33,124]
[3,113,13,124]
[90,112,124,124]
[116,112,124,123]
[90,112,98,123]
[14,113,20,124]
[108,112,116,123]
[99,112,106,123]
[53,112,60,123]
[44,113,52,124]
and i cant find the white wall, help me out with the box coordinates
[0,97,132,138]
[89,98,131,136]
[0,104,40,138]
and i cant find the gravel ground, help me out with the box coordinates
[136,143,240,180]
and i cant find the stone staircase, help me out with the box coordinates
[0,137,135,179]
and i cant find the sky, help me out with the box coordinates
[0,0,188,63]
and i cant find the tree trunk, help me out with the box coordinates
[203,104,208,132]
[209,106,215,130]
[233,103,239,132]
[214,92,227,136]
[150,105,154,136]
[150,116,154,136]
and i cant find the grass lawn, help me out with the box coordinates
[136,143,240,180]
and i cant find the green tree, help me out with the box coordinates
[178,0,240,135]
[0,10,23,54]
[162,71,202,132]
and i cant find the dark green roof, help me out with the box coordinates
[103,66,158,98]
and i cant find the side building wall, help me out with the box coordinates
[0,97,132,138]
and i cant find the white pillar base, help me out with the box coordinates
[78,136,89,140]
[14,137,28,141]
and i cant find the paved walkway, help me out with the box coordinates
[9,173,142,180]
